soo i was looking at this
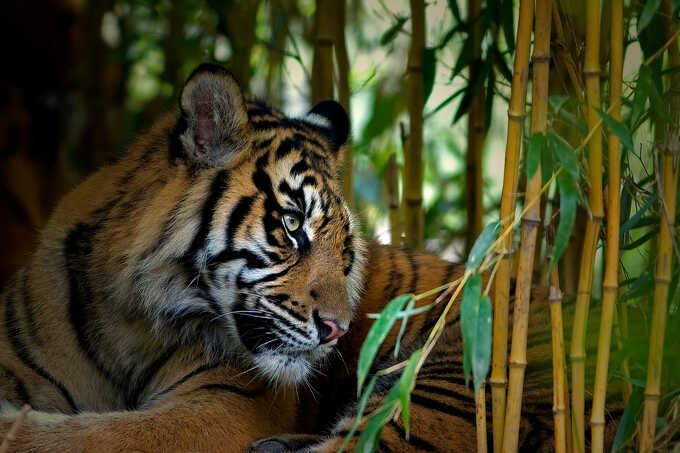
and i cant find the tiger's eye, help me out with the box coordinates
[283,213,302,232]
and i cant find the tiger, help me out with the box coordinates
[0,63,617,453]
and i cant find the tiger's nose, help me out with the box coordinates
[313,310,348,343]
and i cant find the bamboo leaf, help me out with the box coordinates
[399,350,422,437]
[548,172,578,273]
[541,135,555,186]
[491,42,513,82]
[484,65,495,133]
[466,221,500,271]
[612,388,643,452]
[394,298,415,358]
[425,87,465,118]
[472,295,493,394]
[620,194,657,238]
[423,47,437,105]
[355,405,392,453]
[357,294,412,394]
[461,273,482,387]
[526,132,545,180]
[447,0,461,23]
[547,131,582,180]
[337,375,378,453]
[450,35,472,81]
[637,0,663,33]
[501,0,515,52]
[639,65,671,122]
[620,229,658,250]
[380,16,408,45]
[596,108,634,152]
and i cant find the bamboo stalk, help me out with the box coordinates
[476,382,488,453]
[404,0,424,251]
[333,0,353,205]
[489,1,534,450]
[590,1,623,451]
[639,3,680,450]
[465,0,485,255]
[386,152,401,246]
[501,1,551,451]
[549,265,568,453]
[311,0,334,104]
[570,0,604,449]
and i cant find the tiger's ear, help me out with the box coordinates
[304,100,350,154]
[177,63,250,168]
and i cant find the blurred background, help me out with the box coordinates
[0,0,517,285]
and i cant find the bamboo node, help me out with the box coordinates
[507,111,526,122]
[508,360,527,369]
[552,406,566,415]
[489,377,507,387]
[404,197,423,206]
[602,285,618,293]
[532,54,551,63]
[570,353,586,361]
[548,286,563,301]
[521,217,541,227]
[583,69,602,77]
[654,277,671,284]
[643,392,661,400]
[590,419,605,426]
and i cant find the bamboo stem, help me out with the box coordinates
[404,0,424,251]
[386,153,401,246]
[333,0,353,205]
[476,383,488,453]
[570,0,604,449]
[590,1,623,451]
[549,266,568,453]
[501,1,551,451]
[465,0,485,255]
[490,1,534,450]
[311,0,334,104]
[639,3,680,450]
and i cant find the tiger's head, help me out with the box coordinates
[133,64,366,385]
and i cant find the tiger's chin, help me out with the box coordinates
[252,349,328,386]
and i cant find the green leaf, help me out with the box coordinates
[380,16,408,46]
[484,65,495,133]
[549,95,570,112]
[399,350,422,437]
[394,298,415,358]
[450,36,472,81]
[453,59,490,124]
[337,375,378,453]
[425,87,465,118]
[466,221,500,271]
[620,194,657,238]
[357,294,412,395]
[447,0,461,23]
[460,273,482,386]
[639,65,671,122]
[526,132,545,180]
[637,0,663,33]
[541,135,555,186]
[423,47,437,105]
[596,108,634,152]
[621,229,658,250]
[548,171,578,273]
[612,388,643,452]
[501,0,515,52]
[355,404,392,453]
[472,295,493,394]
[547,131,581,180]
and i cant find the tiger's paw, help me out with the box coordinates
[248,434,322,453]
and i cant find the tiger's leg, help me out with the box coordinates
[0,366,299,453]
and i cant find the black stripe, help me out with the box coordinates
[1,365,31,405]
[187,169,230,257]
[225,196,255,249]
[196,383,266,398]
[409,393,476,424]
[127,344,180,409]
[150,362,224,402]
[406,251,418,295]
[20,270,42,345]
[387,420,438,451]
[414,383,475,405]
[5,288,78,412]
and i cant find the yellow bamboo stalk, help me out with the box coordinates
[311,0,334,104]
[385,153,401,246]
[334,0,353,205]
[614,287,633,403]
[476,382,488,453]
[489,1,534,451]
[465,0,485,255]
[570,0,604,449]
[404,0,424,251]
[639,3,680,450]
[590,1,622,451]
[501,1,551,451]
[549,265,568,453]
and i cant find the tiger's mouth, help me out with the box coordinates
[232,305,332,385]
